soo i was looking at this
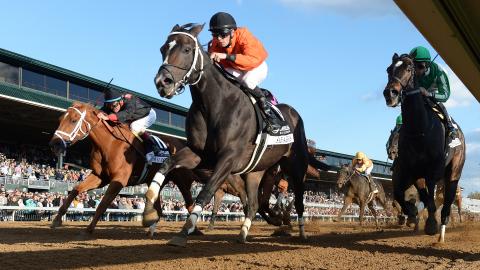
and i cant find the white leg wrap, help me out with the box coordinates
[439,224,446,243]
[149,221,158,236]
[147,173,165,204]
[241,218,252,234]
[192,204,202,213]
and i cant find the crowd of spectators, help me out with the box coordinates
[0,144,90,183]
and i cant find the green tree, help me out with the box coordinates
[467,192,480,200]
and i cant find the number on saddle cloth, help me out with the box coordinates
[148,136,170,164]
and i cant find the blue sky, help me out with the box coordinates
[1,0,479,194]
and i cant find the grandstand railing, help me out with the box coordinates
[0,206,404,223]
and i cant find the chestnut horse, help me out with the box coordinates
[144,23,309,246]
[49,102,246,235]
[383,53,466,242]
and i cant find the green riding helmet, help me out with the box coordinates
[396,114,402,125]
[410,46,431,62]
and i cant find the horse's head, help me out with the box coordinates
[383,53,415,107]
[336,164,353,189]
[154,23,205,99]
[49,102,98,156]
[387,128,400,160]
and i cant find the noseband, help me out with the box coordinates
[160,31,205,95]
[54,107,100,148]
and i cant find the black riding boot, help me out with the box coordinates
[436,103,457,139]
[247,87,282,133]
[142,133,161,161]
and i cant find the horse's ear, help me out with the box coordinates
[189,23,205,37]
[171,24,181,32]
[392,53,399,62]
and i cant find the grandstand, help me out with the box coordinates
[0,47,393,195]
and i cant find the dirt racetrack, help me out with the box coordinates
[0,221,478,270]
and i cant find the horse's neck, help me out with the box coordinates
[88,120,134,153]
[401,92,429,136]
[190,63,248,118]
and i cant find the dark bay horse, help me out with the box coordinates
[49,102,246,236]
[383,53,466,242]
[335,165,389,228]
[143,23,309,246]
[387,127,463,225]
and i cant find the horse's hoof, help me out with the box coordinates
[299,234,308,242]
[425,216,438,236]
[146,231,155,239]
[238,231,248,244]
[167,236,187,247]
[271,229,292,237]
[406,216,418,227]
[142,207,159,227]
[51,219,62,229]
[398,216,406,226]
[85,227,95,235]
[189,227,204,236]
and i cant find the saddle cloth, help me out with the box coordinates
[149,135,170,164]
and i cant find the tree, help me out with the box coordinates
[467,192,480,200]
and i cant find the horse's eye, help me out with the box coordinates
[72,120,78,124]
[184,47,191,54]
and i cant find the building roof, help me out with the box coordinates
[395,0,480,101]
[0,48,188,114]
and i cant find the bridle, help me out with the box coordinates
[54,106,100,148]
[338,168,355,188]
[159,31,205,95]
[389,56,418,103]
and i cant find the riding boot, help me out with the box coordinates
[141,132,160,164]
[247,87,282,133]
[436,103,457,138]
[368,175,378,193]
[260,97,283,132]
[437,103,461,148]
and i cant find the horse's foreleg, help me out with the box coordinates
[51,173,103,229]
[335,196,352,222]
[457,196,462,223]
[359,201,366,226]
[85,181,124,234]
[208,188,225,231]
[368,202,379,229]
[239,171,263,243]
[424,178,439,236]
[143,147,201,228]
[147,197,163,239]
[439,180,459,242]
[167,152,233,247]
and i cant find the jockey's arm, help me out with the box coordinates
[432,67,450,103]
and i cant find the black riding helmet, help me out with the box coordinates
[104,88,123,103]
[209,12,237,34]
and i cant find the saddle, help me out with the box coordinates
[424,100,461,160]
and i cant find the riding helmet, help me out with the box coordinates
[410,46,431,62]
[355,152,366,160]
[104,88,123,103]
[209,12,237,34]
